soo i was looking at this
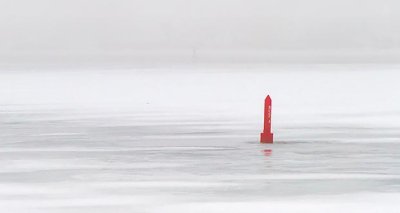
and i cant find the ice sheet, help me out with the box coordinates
[1,65,400,212]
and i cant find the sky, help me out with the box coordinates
[1,0,400,64]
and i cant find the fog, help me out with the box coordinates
[2,1,400,212]
[1,0,400,64]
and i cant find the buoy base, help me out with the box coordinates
[260,133,273,143]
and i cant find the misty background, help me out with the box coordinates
[1,3,400,212]
[1,0,400,67]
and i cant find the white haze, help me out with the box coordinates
[1,0,400,65]
[1,1,400,212]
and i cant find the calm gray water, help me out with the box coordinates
[1,107,400,212]
[1,68,400,212]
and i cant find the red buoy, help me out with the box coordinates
[260,95,273,143]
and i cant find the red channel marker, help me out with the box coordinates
[260,95,273,143]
